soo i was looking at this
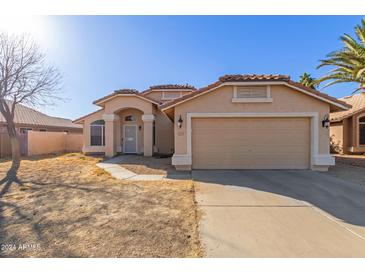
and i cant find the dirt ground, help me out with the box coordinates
[327,155,365,186]
[119,155,174,175]
[0,153,201,258]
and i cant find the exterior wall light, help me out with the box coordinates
[322,115,330,128]
[177,115,183,128]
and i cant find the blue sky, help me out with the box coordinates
[26,16,365,119]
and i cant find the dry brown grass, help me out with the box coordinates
[0,153,201,258]
[119,155,173,175]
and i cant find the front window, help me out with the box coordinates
[90,120,105,146]
[124,115,135,122]
[359,117,365,145]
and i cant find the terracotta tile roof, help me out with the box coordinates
[0,101,82,129]
[219,74,290,82]
[330,92,365,122]
[160,74,351,110]
[149,84,196,90]
[114,89,139,94]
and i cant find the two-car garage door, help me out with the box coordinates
[192,117,310,169]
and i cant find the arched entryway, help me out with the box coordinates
[102,106,155,157]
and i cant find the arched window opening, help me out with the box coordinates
[125,115,135,122]
[90,120,105,146]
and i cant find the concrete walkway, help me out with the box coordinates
[97,156,190,181]
[193,170,365,257]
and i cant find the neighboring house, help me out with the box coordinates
[330,92,365,154]
[0,101,82,134]
[74,74,350,171]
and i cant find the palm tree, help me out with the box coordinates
[299,72,318,89]
[316,18,365,94]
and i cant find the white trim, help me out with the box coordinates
[102,114,119,122]
[162,91,183,100]
[171,154,191,166]
[141,114,155,122]
[357,114,365,146]
[264,85,272,98]
[95,94,158,106]
[123,124,138,153]
[313,154,335,166]
[172,112,335,169]
[161,81,349,111]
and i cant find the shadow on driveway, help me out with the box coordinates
[192,169,365,227]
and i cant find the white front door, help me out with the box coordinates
[123,125,137,153]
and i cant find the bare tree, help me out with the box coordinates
[0,32,62,169]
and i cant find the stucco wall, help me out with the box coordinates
[103,96,153,115]
[155,111,174,154]
[65,134,84,152]
[173,84,331,157]
[330,122,343,153]
[27,131,83,156]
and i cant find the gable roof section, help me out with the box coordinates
[140,84,196,97]
[93,89,160,106]
[159,74,351,111]
[73,109,104,124]
[330,92,365,122]
[0,101,81,129]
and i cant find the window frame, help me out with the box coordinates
[232,85,273,103]
[124,115,136,122]
[358,115,365,146]
[19,128,33,134]
[90,120,105,147]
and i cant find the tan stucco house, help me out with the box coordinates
[330,92,365,154]
[74,74,350,171]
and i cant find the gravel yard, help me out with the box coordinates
[0,153,201,258]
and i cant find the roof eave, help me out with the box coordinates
[93,93,159,106]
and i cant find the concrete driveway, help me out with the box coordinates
[193,170,365,257]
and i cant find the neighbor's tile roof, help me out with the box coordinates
[0,101,82,129]
[160,74,351,110]
[330,92,365,122]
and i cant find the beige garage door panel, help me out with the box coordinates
[192,117,310,169]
